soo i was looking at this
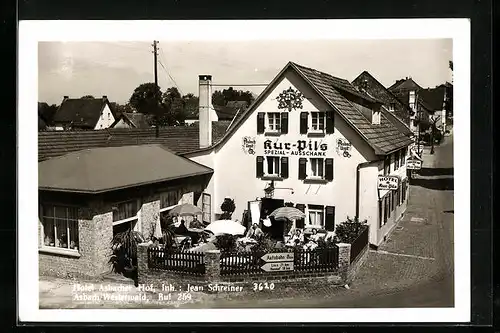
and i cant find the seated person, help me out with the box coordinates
[190,216,204,229]
[174,219,189,235]
[287,228,304,246]
[309,228,322,242]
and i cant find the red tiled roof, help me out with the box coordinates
[38,121,231,161]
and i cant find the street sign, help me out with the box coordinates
[378,175,399,190]
[407,159,422,170]
[261,252,294,262]
[261,261,294,272]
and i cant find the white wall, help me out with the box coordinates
[112,118,133,129]
[94,104,115,130]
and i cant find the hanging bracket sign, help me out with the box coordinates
[406,158,422,170]
[378,175,399,190]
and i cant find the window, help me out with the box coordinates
[389,103,395,112]
[401,148,406,166]
[394,151,400,170]
[41,205,79,251]
[202,193,211,224]
[378,200,383,228]
[310,158,324,178]
[308,206,324,227]
[310,112,325,132]
[265,156,280,177]
[384,156,391,175]
[113,200,138,222]
[267,113,281,132]
[160,188,182,210]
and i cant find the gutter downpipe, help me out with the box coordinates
[355,158,383,219]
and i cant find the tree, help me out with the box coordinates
[212,90,225,106]
[129,82,163,115]
[160,87,187,126]
[38,102,59,125]
[211,87,255,107]
[448,60,453,71]
[182,93,199,119]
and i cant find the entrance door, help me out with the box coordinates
[260,198,284,241]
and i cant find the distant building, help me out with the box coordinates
[110,112,153,129]
[52,96,116,130]
[387,78,434,134]
[418,83,453,133]
[185,101,248,125]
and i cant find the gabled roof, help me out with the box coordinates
[388,78,423,92]
[418,87,446,111]
[38,144,213,193]
[183,61,412,156]
[38,121,232,161]
[111,112,152,128]
[52,97,115,128]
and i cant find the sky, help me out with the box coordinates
[38,39,453,105]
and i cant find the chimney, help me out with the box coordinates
[63,96,69,99]
[198,75,215,148]
[102,95,107,99]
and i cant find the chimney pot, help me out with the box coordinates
[63,96,69,99]
[102,95,107,99]
[199,75,212,81]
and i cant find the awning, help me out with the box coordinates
[39,144,213,193]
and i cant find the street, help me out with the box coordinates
[194,134,455,308]
[39,135,454,309]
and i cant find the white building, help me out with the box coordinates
[183,62,413,247]
[52,96,116,130]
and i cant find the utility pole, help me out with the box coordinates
[416,93,421,158]
[153,40,159,138]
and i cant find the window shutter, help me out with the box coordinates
[325,111,334,134]
[325,158,334,181]
[325,206,335,231]
[298,158,307,180]
[300,112,308,134]
[280,112,288,134]
[257,112,265,134]
[280,157,289,178]
[295,204,305,228]
[256,156,264,177]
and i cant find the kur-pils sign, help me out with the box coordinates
[378,175,399,190]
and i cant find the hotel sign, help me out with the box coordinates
[407,158,422,170]
[378,175,399,190]
[263,139,328,157]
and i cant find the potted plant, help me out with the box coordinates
[110,229,145,278]
[334,216,367,244]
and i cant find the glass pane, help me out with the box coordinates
[69,220,79,250]
[318,212,324,226]
[67,207,78,220]
[43,218,55,247]
[318,160,324,177]
[309,212,315,225]
[267,157,273,174]
[43,206,54,218]
[274,158,280,174]
[54,206,67,219]
[311,159,317,176]
[55,219,68,248]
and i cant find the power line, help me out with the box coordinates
[157,48,183,96]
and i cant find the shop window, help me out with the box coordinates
[267,113,281,132]
[202,193,211,224]
[308,205,324,227]
[160,188,182,209]
[113,200,139,222]
[41,205,79,251]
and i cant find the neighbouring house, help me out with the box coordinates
[418,83,453,133]
[388,77,434,135]
[185,101,248,125]
[184,62,413,247]
[352,71,415,129]
[38,144,213,278]
[51,96,117,131]
[110,112,153,129]
[38,114,47,131]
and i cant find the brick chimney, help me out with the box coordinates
[198,75,217,148]
[63,96,69,99]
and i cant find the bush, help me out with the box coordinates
[334,216,367,244]
[250,233,278,254]
[214,234,238,252]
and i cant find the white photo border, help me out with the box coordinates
[18,19,470,323]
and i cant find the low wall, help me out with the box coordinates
[137,243,354,289]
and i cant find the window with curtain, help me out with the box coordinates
[308,206,324,227]
[266,156,280,176]
[310,158,324,178]
[42,205,79,251]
